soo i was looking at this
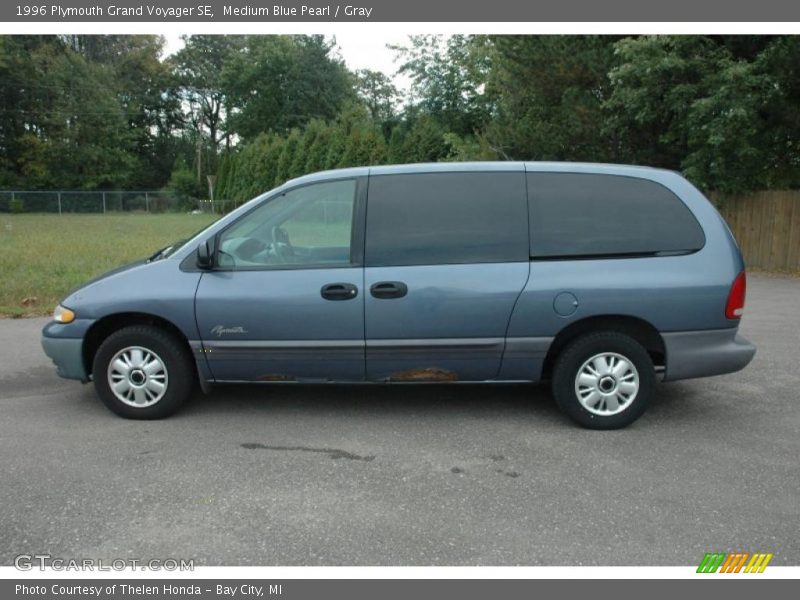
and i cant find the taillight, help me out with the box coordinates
[725,271,747,320]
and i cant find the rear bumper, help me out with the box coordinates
[41,334,88,382]
[662,328,756,382]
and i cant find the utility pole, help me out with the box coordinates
[193,97,203,185]
[207,175,217,214]
[196,128,202,185]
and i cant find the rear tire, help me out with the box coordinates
[92,325,194,419]
[552,332,655,429]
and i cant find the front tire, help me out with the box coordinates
[92,325,194,419]
[552,332,655,429]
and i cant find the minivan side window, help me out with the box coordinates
[365,172,528,267]
[217,179,357,269]
[527,173,705,258]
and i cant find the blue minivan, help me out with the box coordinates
[41,162,756,428]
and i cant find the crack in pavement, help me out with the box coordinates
[241,442,375,462]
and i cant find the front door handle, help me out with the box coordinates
[321,283,358,301]
[370,281,408,299]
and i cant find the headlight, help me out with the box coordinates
[53,304,76,324]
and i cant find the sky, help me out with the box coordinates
[162,33,414,92]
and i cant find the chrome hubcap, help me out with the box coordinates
[107,346,168,408]
[574,352,639,416]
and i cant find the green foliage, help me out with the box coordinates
[275,130,302,185]
[387,116,451,163]
[223,35,356,140]
[339,128,388,167]
[291,121,324,178]
[441,133,499,161]
[9,198,24,214]
[215,114,392,201]
[167,161,203,209]
[73,35,185,188]
[171,35,244,153]
[0,35,177,190]
[305,127,335,173]
[214,153,232,201]
[485,35,619,161]
[355,69,400,123]
[324,131,348,170]
[3,34,800,198]
[261,137,287,192]
[0,36,139,189]
[604,36,726,169]
[754,37,800,189]
[682,60,775,193]
[603,35,800,191]
[392,35,492,136]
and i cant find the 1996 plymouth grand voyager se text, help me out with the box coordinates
[41,162,756,429]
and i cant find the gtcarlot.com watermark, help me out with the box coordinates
[14,554,194,571]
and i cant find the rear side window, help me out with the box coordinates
[366,172,528,267]
[527,173,705,258]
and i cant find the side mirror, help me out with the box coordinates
[196,240,213,270]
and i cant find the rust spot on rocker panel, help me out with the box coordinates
[389,367,458,382]
[256,374,296,382]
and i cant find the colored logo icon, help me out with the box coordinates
[697,552,773,573]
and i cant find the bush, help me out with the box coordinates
[167,163,204,211]
[9,197,24,213]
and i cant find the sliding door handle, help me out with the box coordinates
[370,281,408,299]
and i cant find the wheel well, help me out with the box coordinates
[541,315,666,380]
[82,313,192,378]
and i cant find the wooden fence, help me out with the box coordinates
[713,190,800,273]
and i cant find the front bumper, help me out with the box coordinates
[41,321,89,382]
[662,328,756,382]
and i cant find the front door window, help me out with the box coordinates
[218,179,357,269]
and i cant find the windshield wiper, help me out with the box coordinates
[147,239,186,262]
[147,246,168,262]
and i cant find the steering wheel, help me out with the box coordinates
[271,226,295,262]
[232,237,267,262]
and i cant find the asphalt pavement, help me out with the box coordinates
[0,274,798,566]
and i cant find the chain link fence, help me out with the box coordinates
[196,199,240,214]
[0,190,203,214]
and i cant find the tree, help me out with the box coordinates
[391,35,492,137]
[338,127,388,167]
[682,60,776,193]
[0,36,138,189]
[324,132,348,170]
[604,36,726,170]
[290,120,325,178]
[171,34,245,179]
[603,35,799,192]
[66,35,184,188]
[223,35,356,140]
[355,69,400,125]
[305,126,336,173]
[387,115,450,163]
[274,129,302,185]
[167,159,203,209]
[749,36,800,189]
[484,35,619,161]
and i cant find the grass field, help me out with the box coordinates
[0,213,218,317]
